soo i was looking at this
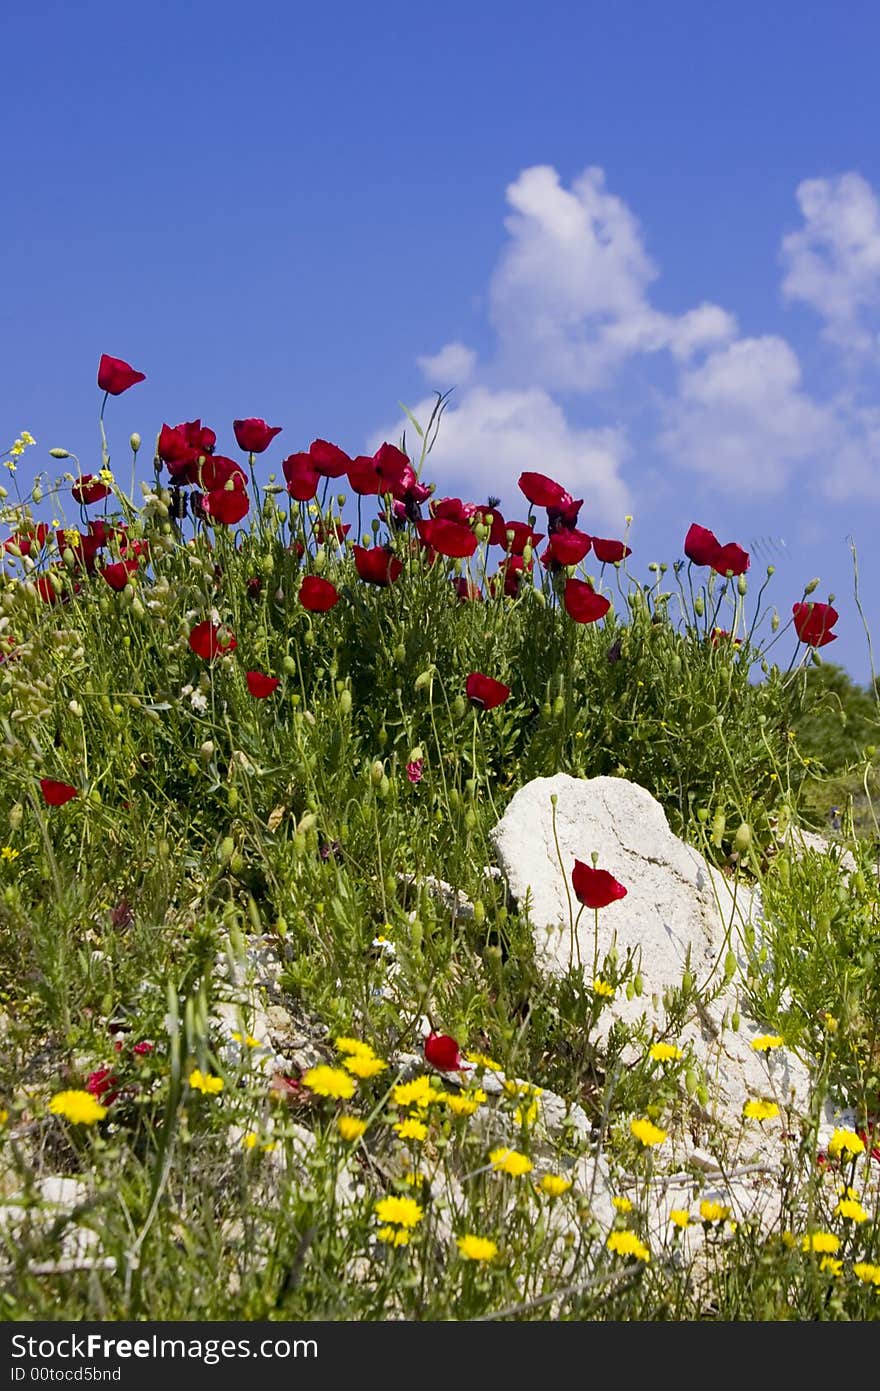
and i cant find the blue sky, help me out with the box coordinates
[4,1,880,681]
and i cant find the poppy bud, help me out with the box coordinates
[338,688,352,715]
[711,810,726,847]
[737,575,747,596]
[50,447,70,459]
[377,775,390,798]
[804,577,820,595]
[724,950,737,980]
[378,725,388,747]
[130,433,141,454]
[415,669,433,691]
[734,823,752,853]
[685,1069,698,1096]
[282,656,296,676]
[694,594,704,617]
[393,643,406,664]
[473,900,485,926]
[8,802,23,831]
[370,760,384,785]
[731,1010,740,1031]
[452,695,466,719]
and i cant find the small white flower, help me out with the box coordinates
[190,691,208,714]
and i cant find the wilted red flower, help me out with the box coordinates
[97,354,145,396]
[424,1032,468,1071]
[684,523,721,567]
[564,578,611,624]
[792,601,839,648]
[518,471,570,509]
[406,759,424,784]
[100,560,140,591]
[246,670,280,698]
[591,536,632,564]
[282,452,320,501]
[466,672,511,710]
[502,521,544,555]
[711,542,749,577]
[40,778,78,806]
[352,545,403,586]
[299,576,340,612]
[233,418,282,453]
[451,577,482,602]
[86,1067,120,1104]
[416,518,478,558]
[72,474,111,505]
[571,860,627,909]
[188,621,237,660]
[309,439,352,478]
[547,528,592,567]
[203,484,250,526]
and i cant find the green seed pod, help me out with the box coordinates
[130,433,141,454]
[685,1069,699,1096]
[229,851,245,875]
[694,594,704,617]
[338,688,352,716]
[724,950,737,980]
[452,695,466,719]
[393,643,406,664]
[711,810,726,847]
[625,980,635,1000]
[303,627,315,647]
[218,837,235,864]
[282,655,297,676]
[737,574,748,596]
[377,775,390,798]
[697,807,709,823]
[414,669,433,692]
[731,1010,740,1032]
[734,822,752,853]
[633,973,643,996]
[464,808,476,829]
[378,725,388,747]
[473,900,485,927]
[696,1084,709,1107]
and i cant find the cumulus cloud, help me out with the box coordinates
[488,165,736,388]
[371,385,631,528]
[659,336,833,494]
[417,341,477,387]
[781,173,880,352]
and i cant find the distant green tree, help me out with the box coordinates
[788,662,880,775]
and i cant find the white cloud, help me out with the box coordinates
[488,165,736,388]
[371,385,631,528]
[417,341,477,386]
[781,173,880,352]
[660,336,833,494]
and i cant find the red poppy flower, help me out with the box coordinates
[792,601,839,648]
[188,621,237,660]
[233,418,282,454]
[86,1067,120,1104]
[502,521,544,555]
[3,524,49,557]
[309,439,352,478]
[100,560,140,591]
[547,528,592,566]
[431,497,476,525]
[97,354,146,396]
[35,573,63,604]
[246,670,279,698]
[314,521,351,545]
[564,578,611,624]
[40,778,78,806]
[465,672,511,710]
[71,474,111,505]
[132,1041,154,1056]
[571,860,627,909]
[282,452,320,502]
[299,576,340,612]
[424,1032,468,1071]
[684,523,721,567]
[203,485,250,526]
[518,471,570,509]
[591,536,632,564]
[348,443,410,498]
[709,628,742,648]
[416,518,478,558]
[406,759,424,784]
[55,529,102,573]
[352,545,403,586]
[547,497,583,532]
[711,542,749,577]
[451,578,482,602]
[490,554,532,599]
[472,505,508,547]
[159,420,216,471]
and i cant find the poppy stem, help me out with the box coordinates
[593,907,600,977]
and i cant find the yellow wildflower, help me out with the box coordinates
[489,1147,533,1177]
[374,1195,423,1228]
[0,847,20,862]
[188,1069,224,1095]
[538,1174,572,1198]
[336,1116,367,1142]
[335,1037,374,1057]
[377,1225,410,1247]
[343,1053,387,1079]
[48,1090,107,1125]
[612,1196,633,1213]
[457,1234,498,1262]
[606,1230,650,1262]
[649,1042,683,1062]
[835,1198,869,1223]
[801,1231,840,1254]
[630,1116,667,1147]
[593,977,615,999]
[743,1099,780,1121]
[699,1199,731,1223]
[302,1065,356,1100]
[445,1093,481,1117]
[669,1209,691,1229]
[392,1076,441,1108]
[820,1256,843,1276]
[465,1051,503,1072]
[853,1262,880,1287]
[750,1034,784,1052]
[231,1031,261,1048]
[394,1117,428,1142]
[827,1128,866,1160]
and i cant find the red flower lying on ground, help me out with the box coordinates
[97,354,146,396]
[40,778,78,806]
[571,860,627,909]
[233,418,282,453]
[465,672,511,710]
[792,601,838,648]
